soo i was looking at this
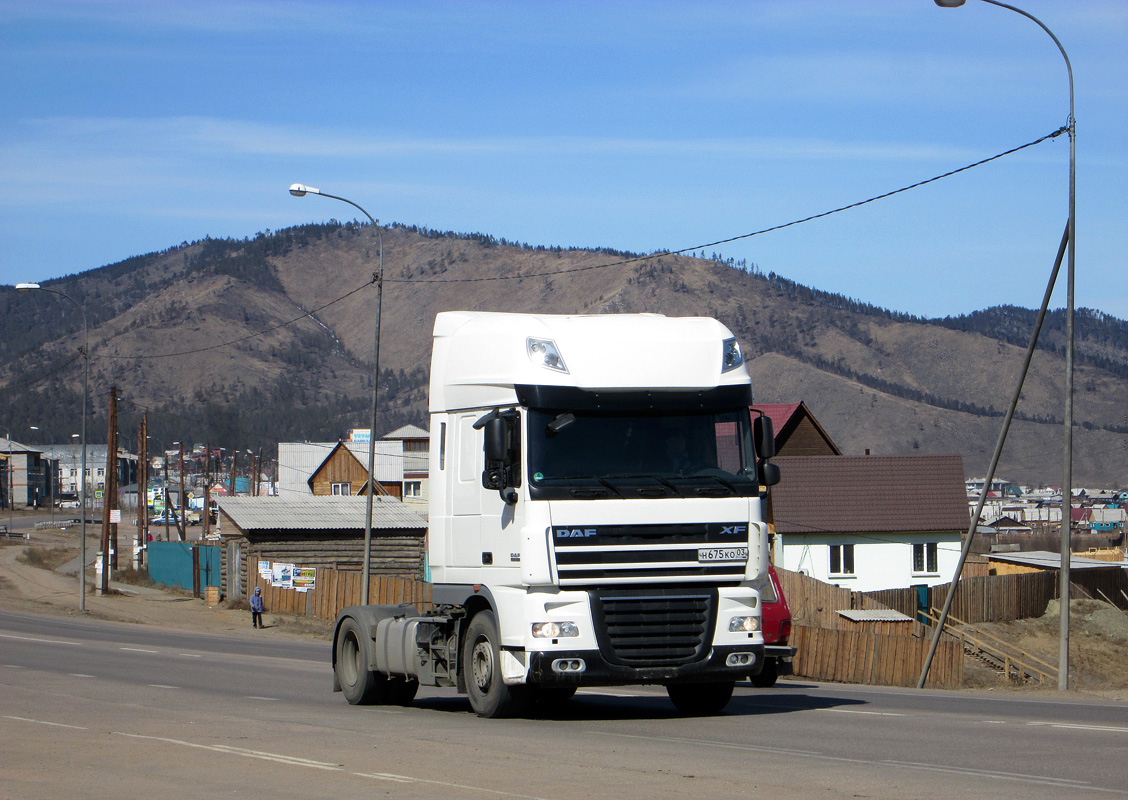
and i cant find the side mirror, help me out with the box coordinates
[758,461,781,488]
[754,415,776,460]
[483,417,507,462]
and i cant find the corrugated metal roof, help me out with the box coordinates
[837,609,914,622]
[986,550,1124,571]
[771,455,969,535]
[218,496,425,532]
[385,424,429,440]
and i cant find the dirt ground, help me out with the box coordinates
[2,519,1125,698]
[0,522,331,641]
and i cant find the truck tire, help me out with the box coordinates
[750,658,778,688]
[665,681,735,715]
[463,611,530,718]
[336,617,388,705]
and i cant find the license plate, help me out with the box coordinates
[697,547,748,563]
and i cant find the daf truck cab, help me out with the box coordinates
[332,311,780,717]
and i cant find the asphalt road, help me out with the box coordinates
[2,609,1125,799]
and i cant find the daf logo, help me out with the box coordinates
[555,528,598,538]
[720,525,747,536]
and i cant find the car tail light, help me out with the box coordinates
[779,618,791,645]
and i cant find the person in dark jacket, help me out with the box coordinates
[250,586,264,628]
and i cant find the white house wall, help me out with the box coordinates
[778,532,963,592]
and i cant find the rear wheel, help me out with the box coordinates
[335,617,388,705]
[666,681,735,715]
[463,611,530,718]
[750,658,779,688]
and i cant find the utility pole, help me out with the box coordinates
[164,456,171,542]
[255,448,263,497]
[229,451,238,496]
[203,441,211,538]
[136,414,147,565]
[177,441,186,542]
[100,386,118,592]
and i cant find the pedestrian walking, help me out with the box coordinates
[250,586,264,628]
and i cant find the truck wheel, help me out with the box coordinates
[750,658,779,688]
[463,611,530,718]
[336,617,387,705]
[666,681,735,715]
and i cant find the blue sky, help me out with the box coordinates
[2,0,1125,319]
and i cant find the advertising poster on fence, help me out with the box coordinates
[293,567,316,592]
[272,562,294,589]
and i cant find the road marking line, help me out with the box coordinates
[1028,721,1128,734]
[3,664,25,669]
[179,654,202,658]
[245,696,278,701]
[69,673,95,678]
[111,731,555,798]
[113,733,343,771]
[819,708,905,717]
[600,732,1126,794]
[5,715,87,730]
[0,632,81,646]
[147,684,179,689]
[121,647,158,653]
[353,772,553,799]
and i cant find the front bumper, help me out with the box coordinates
[526,643,765,687]
[765,644,797,675]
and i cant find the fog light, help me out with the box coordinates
[551,659,586,673]
[726,652,757,667]
[532,621,579,638]
[728,615,761,633]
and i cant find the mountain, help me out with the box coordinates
[2,221,1125,488]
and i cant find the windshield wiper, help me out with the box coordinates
[601,474,687,498]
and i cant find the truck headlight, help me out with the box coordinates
[728,615,761,633]
[531,621,579,638]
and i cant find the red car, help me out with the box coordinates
[754,565,795,687]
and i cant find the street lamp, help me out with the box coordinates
[289,183,384,605]
[16,282,90,612]
[929,0,1075,691]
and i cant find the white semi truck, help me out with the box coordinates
[332,311,780,717]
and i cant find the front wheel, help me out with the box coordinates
[666,681,735,715]
[335,617,387,705]
[463,611,530,718]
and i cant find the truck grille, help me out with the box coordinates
[551,522,749,585]
[589,588,716,667]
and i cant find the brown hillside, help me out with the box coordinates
[2,223,1125,487]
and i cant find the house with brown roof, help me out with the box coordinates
[770,454,970,591]
[753,402,841,457]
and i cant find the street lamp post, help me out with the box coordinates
[289,183,384,605]
[932,0,1075,691]
[16,282,90,612]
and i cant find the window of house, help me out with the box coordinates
[913,542,939,574]
[829,543,855,576]
[331,482,351,496]
[404,481,422,498]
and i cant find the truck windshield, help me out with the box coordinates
[527,407,757,498]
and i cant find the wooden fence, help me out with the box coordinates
[778,566,1127,630]
[791,624,962,689]
[247,567,431,623]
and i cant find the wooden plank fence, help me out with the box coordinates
[247,567,431,623]
[791,625,962,689]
